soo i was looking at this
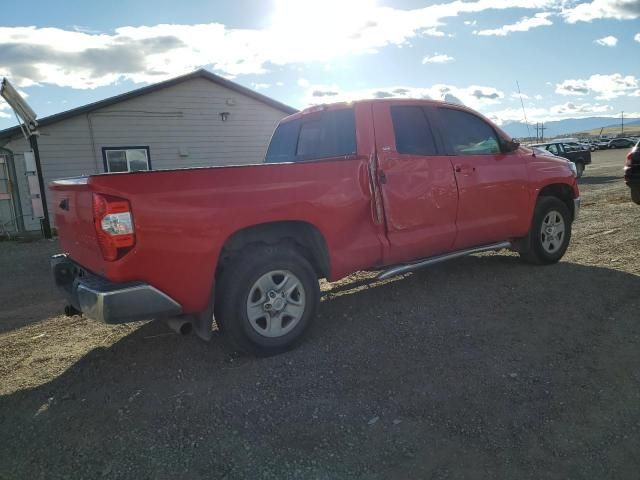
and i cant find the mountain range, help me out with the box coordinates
[501,117,640,139]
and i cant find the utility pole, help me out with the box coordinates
[621,111,624,135]
[535,122,539,143]
[540,122,547,142]
[1,78,52,239]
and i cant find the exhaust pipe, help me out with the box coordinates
[166,318,193,336]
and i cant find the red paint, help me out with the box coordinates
[50,99,579,314]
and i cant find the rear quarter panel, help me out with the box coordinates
[83,159,382,313]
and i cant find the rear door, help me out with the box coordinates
[432,106,529,249]
[373,102,458,264]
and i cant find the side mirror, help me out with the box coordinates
[503,138,520,153]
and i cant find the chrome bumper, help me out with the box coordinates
[573,197,581,220]
[51,254,182,324]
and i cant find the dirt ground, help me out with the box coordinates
[1,149,639,479]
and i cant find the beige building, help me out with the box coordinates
[0,69,296,234]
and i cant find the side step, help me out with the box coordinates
[377,241,512,280]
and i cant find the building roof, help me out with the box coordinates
[0,69,298,140]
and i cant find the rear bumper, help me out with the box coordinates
[51,254,182,324]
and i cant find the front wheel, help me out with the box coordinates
[519,197,572,265]
[214,244,320,355]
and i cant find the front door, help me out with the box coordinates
[432,106,530,249]
[372,102,458,264]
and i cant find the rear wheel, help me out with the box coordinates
[520,196,572,265]
[575,161,585,178]
[214,244,320,355]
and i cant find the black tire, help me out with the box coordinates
[575,161,585,178]
[519,196,572,265]
[214,244,320,356]
[631,185,640,205]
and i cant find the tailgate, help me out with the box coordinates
[50,177,104,273]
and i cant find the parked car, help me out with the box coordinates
[532,147,579,176]
[609,137,635,149]
[569,141,595,152]
[553,138,595,152]
[625,140,640,204]
[530,142,591,178]
[594,139,610,150]
[50,99,580,355]
[585,140,600,151]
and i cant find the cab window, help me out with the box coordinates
[296,109,356,161]
[437,108,501,155]
[265,109,356,163]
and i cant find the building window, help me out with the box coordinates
[103,147,151,172]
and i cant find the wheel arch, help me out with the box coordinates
[216,221,331,280]
[538,183,576,220]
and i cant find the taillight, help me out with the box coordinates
[92,193,135,261]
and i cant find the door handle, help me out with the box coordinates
[455,164,476,174]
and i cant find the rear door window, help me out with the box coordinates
[390,106,437,155]
[437,108,501,155]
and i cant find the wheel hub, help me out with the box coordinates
[540,210,566,254]
[246,270,306,338]
[266,292,287,312]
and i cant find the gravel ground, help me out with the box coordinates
[1,149,639,479]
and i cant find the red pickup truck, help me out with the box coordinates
[51,99,580,355]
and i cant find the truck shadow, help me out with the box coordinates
[2,255,640,478]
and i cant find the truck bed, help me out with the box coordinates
[50,160,383,313]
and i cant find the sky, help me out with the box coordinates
[1,0,639,131]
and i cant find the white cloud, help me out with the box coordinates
[562,0,640,23]
[635,32,640,42]
[534,94,544,100]
[486,102,613,124]
[251,82,271,90]
[464,20,478,25]
[556,73,639,99]
[595,35,618,46]
[474,12,553,36]
[297,78,310,87]
[0,100,10,118]
[303,83,504,110]
[511,92,530,99]
[0,0,559,89]
[423,28,446,37]
[422,53,454,64]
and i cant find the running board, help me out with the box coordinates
[377,241,513,280]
